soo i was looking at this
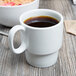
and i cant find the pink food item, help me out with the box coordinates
[2,2,16,6]
[18,4,22,5]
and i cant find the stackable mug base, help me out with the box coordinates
[25,51,58,68]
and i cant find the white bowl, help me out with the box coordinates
[0,0,39,27]
[25,51,58,68]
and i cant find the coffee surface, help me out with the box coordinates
[24,16,59,28]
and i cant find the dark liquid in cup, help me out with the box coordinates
[24,16,59,28]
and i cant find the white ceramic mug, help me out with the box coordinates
[25,51,58,68]
[8,9,63,55]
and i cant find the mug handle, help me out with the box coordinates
[8,25,27,54]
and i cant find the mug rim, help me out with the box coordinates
[20,9,63,30]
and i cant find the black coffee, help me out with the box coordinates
[24,16,59,28]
